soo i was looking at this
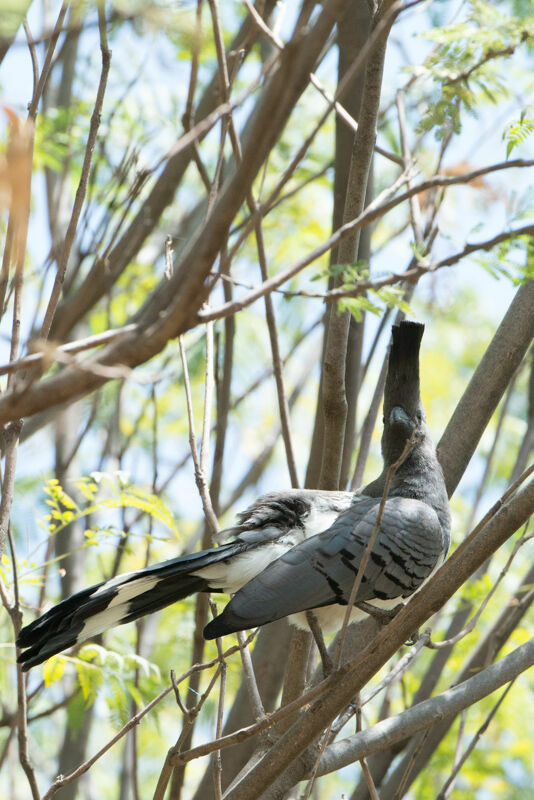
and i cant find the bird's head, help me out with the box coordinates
[382,403,426,464]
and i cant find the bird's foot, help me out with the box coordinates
[355,601,404,625]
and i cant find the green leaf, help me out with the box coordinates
[43,655,66,687]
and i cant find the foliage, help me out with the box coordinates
[416,0,534,140]
[504,108,534,158]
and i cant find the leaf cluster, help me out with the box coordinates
[416,0,534,140]
[504,108,534,158]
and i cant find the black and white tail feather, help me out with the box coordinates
[17,321,451,670]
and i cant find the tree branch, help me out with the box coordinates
[317,641,531,777]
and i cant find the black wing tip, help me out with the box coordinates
[17,649,50,672]
[17,632,80,671]
[203,612,246,640]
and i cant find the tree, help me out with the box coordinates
[0,1,533,798]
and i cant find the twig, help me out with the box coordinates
[40,634,256,800]
[42,683,174,800]
[243,0,404,168]
[182,0,212,192]
[0,420,23,556]
[0,432,39,799]
[396,89,424,246]
[199,168,410,323]
[0,324,139,377]
[27,1,70,120]
[210,599,227,800]
[426,522,533,650]
[224,0,409,273]
[199,164,534,323]
[22,21,39,102]
[38,5,110,342]
[236,631,266,722]
[211,0,299,487]
[200,318,217,536]
[360,630,431,708]
[153,660,226,800]
[179,334,219,536]
[360,756,381,800]
[435,680,516,800]
[464,375,518,533]
[306,611,334,677]
[336,429,423,667]
[392,729,431,800]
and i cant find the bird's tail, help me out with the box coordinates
[16,541,246,671]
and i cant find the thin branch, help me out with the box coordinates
[211,0,299,487]
[22,21,39,102]
[426,522,533,650]
[243,0,404,168]
[0,324,139,377]
[27,1,70,120]
[42,683,174,800]
[179,335,219,534]
[396,90,424,245]
[319,1,397,491]
[0,427,39,799]
[435,681,515,800]
[200,318,217,532]
[200,182,534,322]
[0,420,23,557]
[38,5,110,342]
[336,429,422,667]
[210,599,227,800]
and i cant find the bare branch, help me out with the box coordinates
[38,5,110,343]
[179,335,219,536]
[439,279,534,496]
[317,643,531,777]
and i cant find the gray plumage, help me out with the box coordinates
[17,320,450,670]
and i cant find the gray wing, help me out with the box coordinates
[204,496,446,638]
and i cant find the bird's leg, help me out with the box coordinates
[355,601,404,625]
[305,611,333,677]
[356,602,422,645]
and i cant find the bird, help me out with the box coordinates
[16,321,451,670]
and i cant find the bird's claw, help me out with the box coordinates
[355,601,404,625]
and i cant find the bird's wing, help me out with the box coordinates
[204,495,446,638]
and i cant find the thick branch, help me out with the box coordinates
[438,279,534,496]
[319,1,395,490]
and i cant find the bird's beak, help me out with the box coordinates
[389,406,411,426]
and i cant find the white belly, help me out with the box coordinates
[289,595,403,632]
